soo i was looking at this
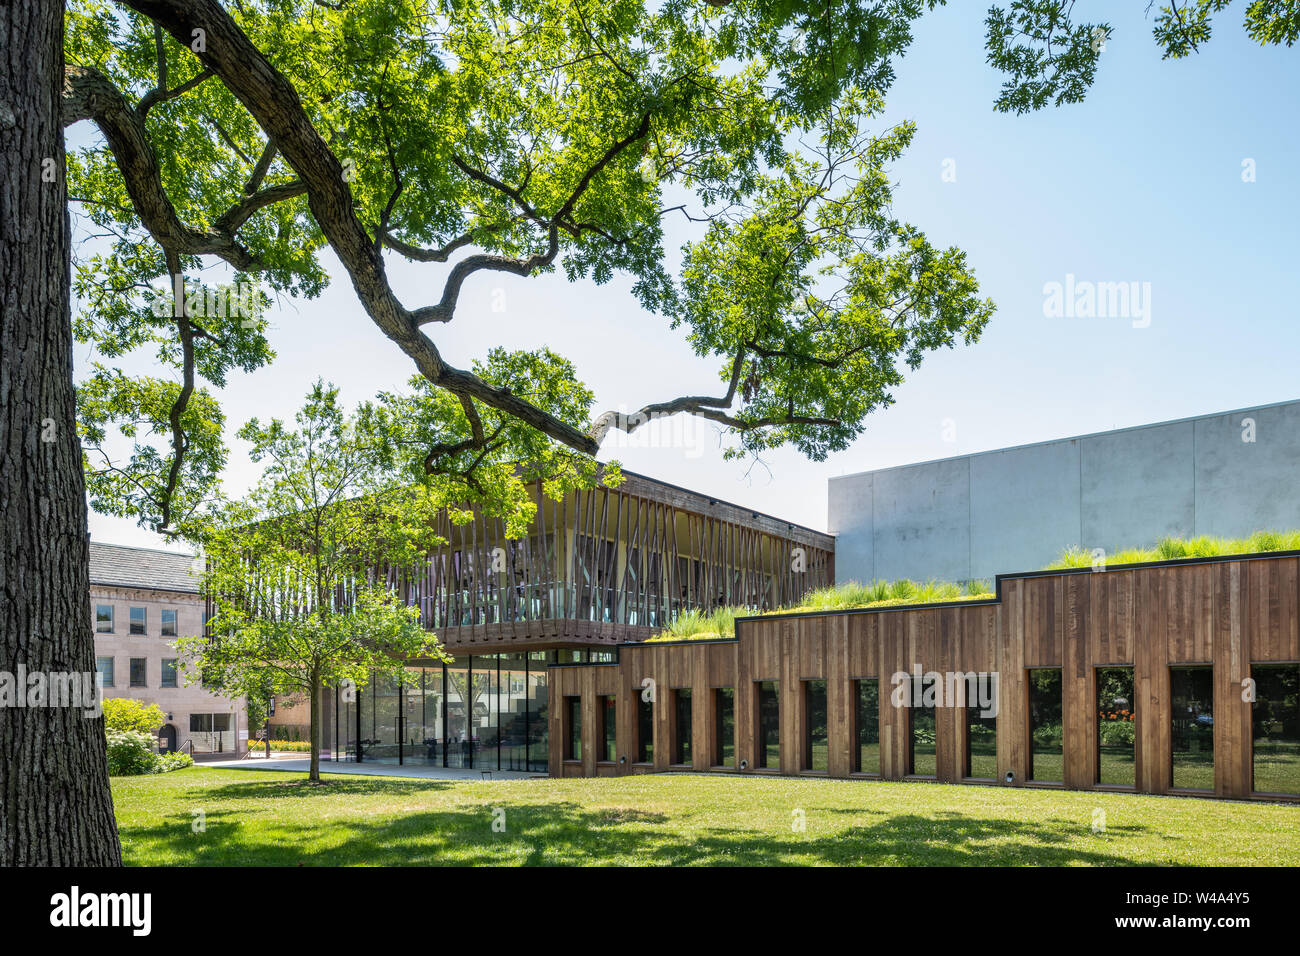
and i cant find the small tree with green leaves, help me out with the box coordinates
[101,699,167,736]
[180,381,453,782]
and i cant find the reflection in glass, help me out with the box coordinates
[1171,665,1214,790]
[1028,669,1063,783]
[714,688,734,767]
[965,674,997,779]
[599,695,616,761]
[855,679,879,774]
[673,689,692,765]
[1096,667,1135,786]
[1252,664,1300,795]
[909,677,936,777]
[564,696,581,760]
[526,651,549,773]
[803,680,828,771]
[636,691,654,763]
[756,681,779,768]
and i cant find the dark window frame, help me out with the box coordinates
[713,686,735,768]
[1170,664,1215,791]
[95,656,115,688]
[852,678,880,775]
[563,695,581,761]
[597,694,616,763]
[635,691,654,764]
[1095,666,1136,788]
[1251,662,1300,796]
[908,676,938,778]
[755,680,779,769]
[671,687,692,766]
[802,679,828,772]
[160,658,179,689]
[95,605,114,634]
[160,608,178,637]
[129,606,147,635]
[129,657,148,688]
[964,673,998,780]
[1027,667,1064,784]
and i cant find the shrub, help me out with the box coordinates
[1099,720,1136,746]
[101,698,166,735]
[105,729,159,776]
[156,752,194,773]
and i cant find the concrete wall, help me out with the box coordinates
[829,398,1300,583]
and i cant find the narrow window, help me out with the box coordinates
[965,673,998,779]
[1171,665,1214,790]
[129,657,147,688]
[160,608,178,637]
[635,691,654,763]
[95,605,114,633]
[1028,669,1063,783]
[672,688,692,765]
[1096,667,1135,786]
[598,695,616,762]
[95,657,114,688]
[563,696,581,761]
[160,658,179,689]
[1252,664,1300,795]
[803,680,828,771]
[714,687,735,768]
[908,676,937,776]
[129,607,146,635]
[755,681,779,768]
[854,679,879,774]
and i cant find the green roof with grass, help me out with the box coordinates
[645,530,1300,642]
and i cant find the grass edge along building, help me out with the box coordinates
[550,547,1300,802]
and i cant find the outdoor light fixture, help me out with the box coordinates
[1004,770,1015,784]
[740,758,749,771]
[619,755,626,764]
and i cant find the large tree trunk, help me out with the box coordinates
[0,0,122,865]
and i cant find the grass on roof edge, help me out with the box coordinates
[644,530,1300,642]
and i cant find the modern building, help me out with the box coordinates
[90,542,247,757]
[828,398,1300,583]
[550,548,1300,802]
[300,471,834,772]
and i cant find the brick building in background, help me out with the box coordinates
[90,542,247,757]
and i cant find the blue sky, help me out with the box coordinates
[85,4,1300,549]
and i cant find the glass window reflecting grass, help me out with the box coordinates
[965,674,997,779]
[1252,664,1300,795]
[636,691,653,763]
[599,695,616,762]
[1028,669,1063,783]
[756,681,779,768]
[908,678,936,777]
[1171,666,1214,790]
[673,688,692,765]
[854,679,879,774]
[564,695,581,761]
[714,687,734,767]
[1096,667,1136,787]
[803,680,828,771]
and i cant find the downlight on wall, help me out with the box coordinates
[1004,770,1016,785]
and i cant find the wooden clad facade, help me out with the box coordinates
[392,471,833,654]
[549,551,1300,801]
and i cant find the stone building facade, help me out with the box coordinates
[90,542,246,756]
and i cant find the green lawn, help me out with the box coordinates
[110,768,1300,866]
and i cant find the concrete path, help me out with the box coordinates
[202,755,543,781]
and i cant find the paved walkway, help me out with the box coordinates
[203,755,543,781]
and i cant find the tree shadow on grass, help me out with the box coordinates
[120,798,1165,867]
[173,777,455,801]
